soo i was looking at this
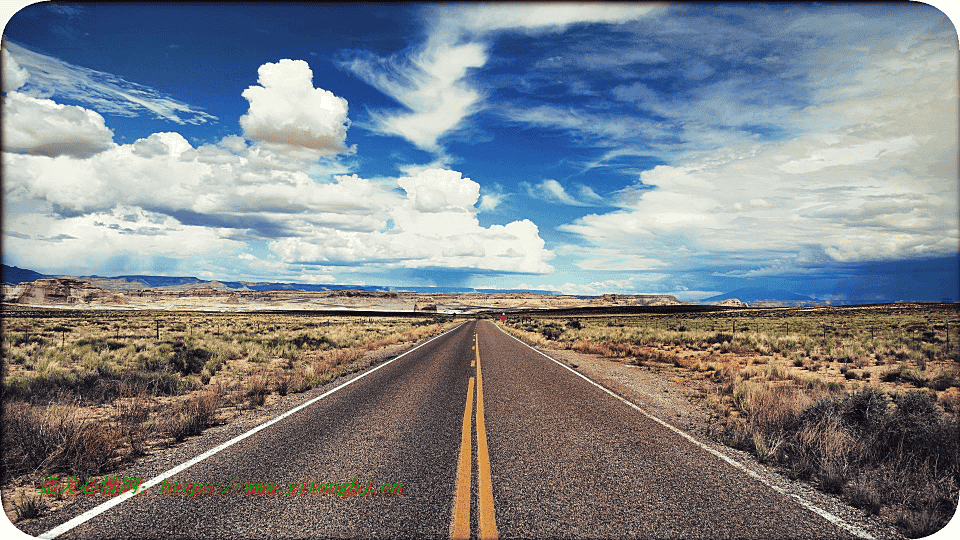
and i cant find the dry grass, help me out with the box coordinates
[501,305,960,538]
[114,384,152,458]
[1,400,118,481]
[159,390,222,442]
[244,372,269,409]
[713,371,957,538]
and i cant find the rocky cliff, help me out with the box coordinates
[711,298,746,307]
[3,278,129,306]
[1,278,686,312]
[593,293,685,306]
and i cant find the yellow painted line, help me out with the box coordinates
[450,377,475,540]
[471,360,475,367]
[475,334,499,540]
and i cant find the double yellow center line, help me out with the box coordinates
[451,333,498,540]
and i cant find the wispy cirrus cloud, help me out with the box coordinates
[500,103,677,148]
[489,6,821,171]
[483,3,958,284]
[339,42,486,153]
[560,20,958,270]
[340,3,661,154]
[522,179,601,207]
[45,4,86,18]
[5,41,216,125]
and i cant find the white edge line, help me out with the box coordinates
[39,321,466,540]
[492,323,876,540]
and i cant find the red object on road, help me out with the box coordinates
[500,315,506,322]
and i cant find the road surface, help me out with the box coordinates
[25,319,863,539]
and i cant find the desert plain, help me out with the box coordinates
[1,278,958,538]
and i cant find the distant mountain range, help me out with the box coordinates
[701,287,813,303]
[0,265,834,304]
[1,265,46,285]
[0,264,557,296]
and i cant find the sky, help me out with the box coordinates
[1,2,958,303]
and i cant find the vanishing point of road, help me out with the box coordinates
[30,319,865,539]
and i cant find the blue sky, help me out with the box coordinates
[1,2,957,302]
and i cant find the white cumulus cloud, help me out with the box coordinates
[397,168,480,213]
[3,203,247,277]
[240,59,350,153]
[2,92,115,158]
[2,46,29,92]
[5,124,553,274]
[270,168,554,274]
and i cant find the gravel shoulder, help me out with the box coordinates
[539,345,905,540]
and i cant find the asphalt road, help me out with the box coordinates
[28,319,862,539]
